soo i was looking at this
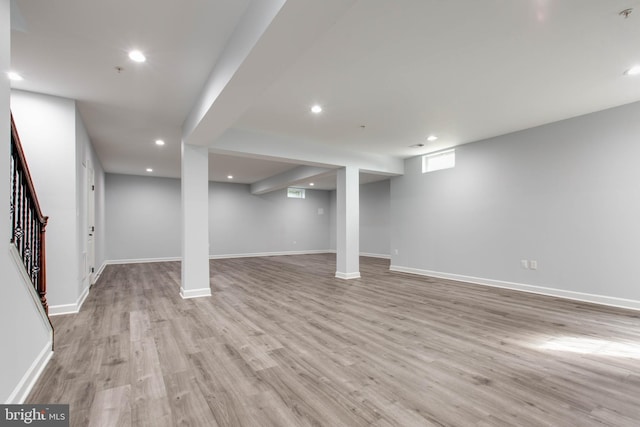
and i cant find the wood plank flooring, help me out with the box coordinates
[27,254,640,426]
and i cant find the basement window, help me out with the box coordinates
[287,187,305,199]
[422,149,455,173]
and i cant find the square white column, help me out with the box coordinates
[180,142,211,298]
[336,165,360,279]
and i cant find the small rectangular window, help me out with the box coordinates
[287,187,305,199]
[422,149,455,173]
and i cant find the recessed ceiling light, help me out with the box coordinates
[309,183,315,186]
[146,168,153,172]
[128,50,146,63]
[155,139,165,146]
[625,65,640,76]
[7,71,23,81]
[311,105,322,114]
[227,175,233,179]
[427,135,438,142]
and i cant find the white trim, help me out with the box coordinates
[104,251,335,265]
[76,285,90,311]
[6,340,53,404]
[104,256,181,265]
[389,265,640,312]
[360,252,391,259]
[93,261,107,283]
[335,271,361,280]
[48,303,78,316]
[8,245,53,332]
[49,284,91,316]
[7,245,54,403]
[210,250,332,260]
[180,287,212,299]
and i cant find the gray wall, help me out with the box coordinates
[391,100,640,304]
[106,174,182,260]
[1,0,51,403]
[329,190,336,251]
[92,144,107,271]
[105,174,332,261]
[11,90,80,309]
[328,180,391,257]
[209,182,330,256]
[360,180,390,256]
[11,90,105,312]
[76,109,106,292]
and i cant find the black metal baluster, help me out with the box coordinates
[10,115,50,317]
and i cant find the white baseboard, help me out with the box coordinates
[180,287,212,299]
[360,252,391,259]
[323,250,390,260]
[335,271,361,280]
[49,284,91,316]
[389,265,640,312]
[103,251,335,265]
[48,303,78,316]
[76,285,90,311]
[104,256,182,265]
[210,250,332,260]
[93,261,108,283]
[6,340,53,404]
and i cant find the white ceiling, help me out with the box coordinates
[10,0,640,189]
[209,153,298,185]
[238,0,640,157]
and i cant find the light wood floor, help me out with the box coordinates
[28,254,640,426]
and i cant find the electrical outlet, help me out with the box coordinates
[530,260,538,270]
[394,249,399,255]
[521,259,529,269]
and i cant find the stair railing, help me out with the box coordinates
[9,114,49,314]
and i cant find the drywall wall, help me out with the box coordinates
[75,109,106,288]
[10,90,104,313]
[328,180,391,257]
[329,190,336,250]
[1,0,52,403]
[209,181,330,256]
[360,180,390,257]
[11,91,80,309]
[105,174,332,261]
[391,100,640,306]
[88,136,106,272]
[105,174,182,260]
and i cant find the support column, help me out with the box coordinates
[180,142,211,298]
[336,165,360,279]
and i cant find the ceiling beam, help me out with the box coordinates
[214,128,405,176]
[182,0,358,146]
[251,165,333,195]
[182,0,285,144]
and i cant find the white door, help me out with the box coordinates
[87,164,96,284]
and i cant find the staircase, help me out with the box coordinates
[9,114,50,315]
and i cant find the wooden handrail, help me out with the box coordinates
[10,114,50,314]
[10,116,47,223]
